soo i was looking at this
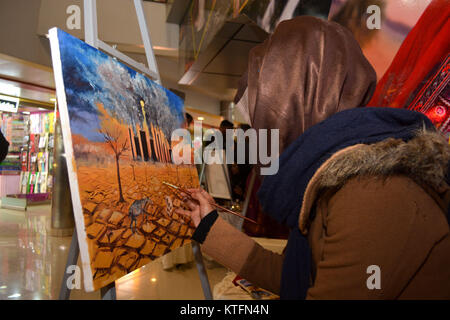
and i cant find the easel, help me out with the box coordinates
[59,0,212,300]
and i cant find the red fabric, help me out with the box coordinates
[367,0,450,109]
[242,168,289,239]
[407,55,449,135]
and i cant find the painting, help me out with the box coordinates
[49,28,199,291]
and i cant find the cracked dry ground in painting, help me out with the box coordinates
[77,163,198,290]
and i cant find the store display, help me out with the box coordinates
[50,28,199,291]
[21,111,54,195]
[0,111,54,197]
[0,112,26,175]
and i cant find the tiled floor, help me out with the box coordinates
[0,203,228,300]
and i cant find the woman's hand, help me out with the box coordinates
[175,188,216,227]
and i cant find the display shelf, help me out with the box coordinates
[0,111,55,196]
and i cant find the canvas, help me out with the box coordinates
[49,28,199,291]
[204,150,232,200]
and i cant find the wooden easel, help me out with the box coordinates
[58,0,212,300]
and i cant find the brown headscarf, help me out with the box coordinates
[235,16,377,154]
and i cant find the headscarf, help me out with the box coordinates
[234,16,377,154]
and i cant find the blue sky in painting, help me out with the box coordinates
[57,29,184,142]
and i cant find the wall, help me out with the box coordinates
[0,0,52,67]
[0,0,222,115]
[37,0,179,51]
[162,78,221,115]
[0,0,179,68]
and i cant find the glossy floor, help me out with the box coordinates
[0,203,228,300]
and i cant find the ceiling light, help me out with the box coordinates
[151,278,157,282]
[8,293,21,299]
[197,117,204,121]
[50,98,56,102]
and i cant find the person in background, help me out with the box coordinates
[175,16,450,299]
[184,112,195,147]
[217,119,252,202]
[185,112,194,131]
[0,130,9,163]
[203,119,234,148]
[219,119,234,150]
[230,124,253,202]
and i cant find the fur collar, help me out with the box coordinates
[299,129,450,234]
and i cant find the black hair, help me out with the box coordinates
[239,123,251,131]
[185,113,193,126]
[220,120,234,129]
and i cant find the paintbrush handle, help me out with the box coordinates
[210,202,258,225]
[178,187,258,225]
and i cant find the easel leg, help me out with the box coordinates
[100,282,117,300]
[192,163,214,299]
[192,241,213,300]
[237,168,257,231]
[59,229,79,300]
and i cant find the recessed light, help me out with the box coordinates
[151,278,157,282]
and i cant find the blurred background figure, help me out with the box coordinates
[230,123,252,202]
[219,119,234,150]
[0,129,9,163]
[184,112,193,131]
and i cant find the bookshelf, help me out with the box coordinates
[0,111,55,198]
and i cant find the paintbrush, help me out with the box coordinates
[162,181,258,225]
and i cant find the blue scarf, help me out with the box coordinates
[257,107,439,299]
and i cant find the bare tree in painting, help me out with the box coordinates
[97,103,129,203]
[130,162,136,180]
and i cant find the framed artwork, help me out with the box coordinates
[49,28,199,291]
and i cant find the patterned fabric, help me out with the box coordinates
[367,0,450,139]
[408,54,450,138]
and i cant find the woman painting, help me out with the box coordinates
[176,16,450,299]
